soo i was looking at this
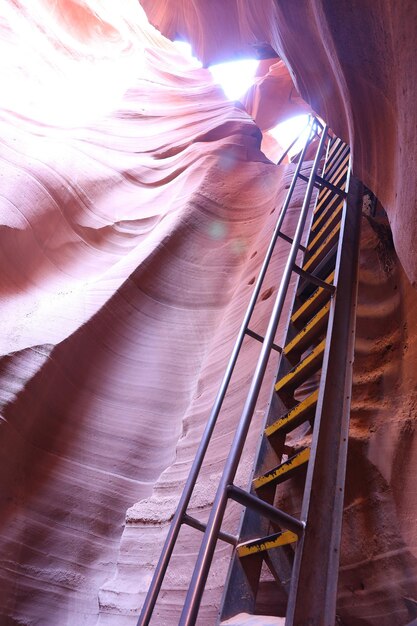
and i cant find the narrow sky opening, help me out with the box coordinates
[269,114,311,158]
[208,59,259,101]
[173,41,202,68]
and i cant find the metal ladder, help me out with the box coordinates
[138,118,363,626]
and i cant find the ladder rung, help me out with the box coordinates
[266,389,319,438]
[278,230,306,252]
[183,514,238,546]
[284,301,330,359]
[311,196,344,235]
[227,485,305,535]
[237,530,298,558]
[293,264,336,293]
[298,172,321,191]
[307,203,343,253]
[302,223,341,273]
[275,338,326,395]
[315,177,347,217]
[314,174,347,198]
[291,272,335,326]
[296,246,338,299]
[245,328,282,353]
[253,448,310,490]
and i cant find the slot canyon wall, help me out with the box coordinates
[0,1,417,626]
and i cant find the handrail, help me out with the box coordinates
[137,117,325,626]
[276,115,312,165]
[178,122,328,626]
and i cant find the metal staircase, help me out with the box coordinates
[138,118,363,626]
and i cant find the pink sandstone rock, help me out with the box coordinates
[142,0,417,286]
[0,2,295,624]
[1,1,417,625]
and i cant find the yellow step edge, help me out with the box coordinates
[326,137,343,162]
[302,222,341,273]
[284,301,330,357]
[237,530,298,558]
[311,196,344,234]
[323,144,349,177]
[275,338,326,394]
[265,389,319,438]
[291,272,335,326]
[253,448,310,490]
[315,156,349,211]
[315,175,347,214]
[319,152,350,191]
[315,178,346,216]
[307,203,343,252]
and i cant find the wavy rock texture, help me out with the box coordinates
[0,1,310,625]
[2,1,417,626]
[98,163,314,625]
[142,0,417,285]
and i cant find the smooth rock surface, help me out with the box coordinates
[1,1,417,626]
[143,0,417,285]
[0,1,304,625]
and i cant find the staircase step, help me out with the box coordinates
[221,613,286,625]
[237,530,298,558]
[302,223,341,274]
[296,249,337,299]
[307,202,343,253]
[266,389,319,438]
[253,448,310,490]
[319,151,349,190]
[323,145,349,182]
[311,196,344,235]
[291,272,334,327]
[325,137,343,165]
[275,338,326,396]
[284,301,330,360]
[323,137,346,166]
[314,159,348,214]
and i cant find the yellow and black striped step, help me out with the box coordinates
[311,196,344,235]
[323,137,348,169]
[325,137,343,166]
[307,202,343,253]
[275,338,326,396]
[253,448,310,490]
[313,183,346,231]
[291,272,335,327]
[266,389,319,438]
[302,223,340,274]
[323,146,349,182]
[315,157,349,213]
[320,152,349,190]
[284,301,330,360]
[237,530,298,558]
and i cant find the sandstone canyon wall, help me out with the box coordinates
[143,0,417,286]
[0,1,297,624]
[1,1,417,626]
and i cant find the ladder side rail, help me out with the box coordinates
[137,118,320,626]
[219,131,334,623]
[178,125,329,626]
[285,173,363,626]
[277,115,312,165]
